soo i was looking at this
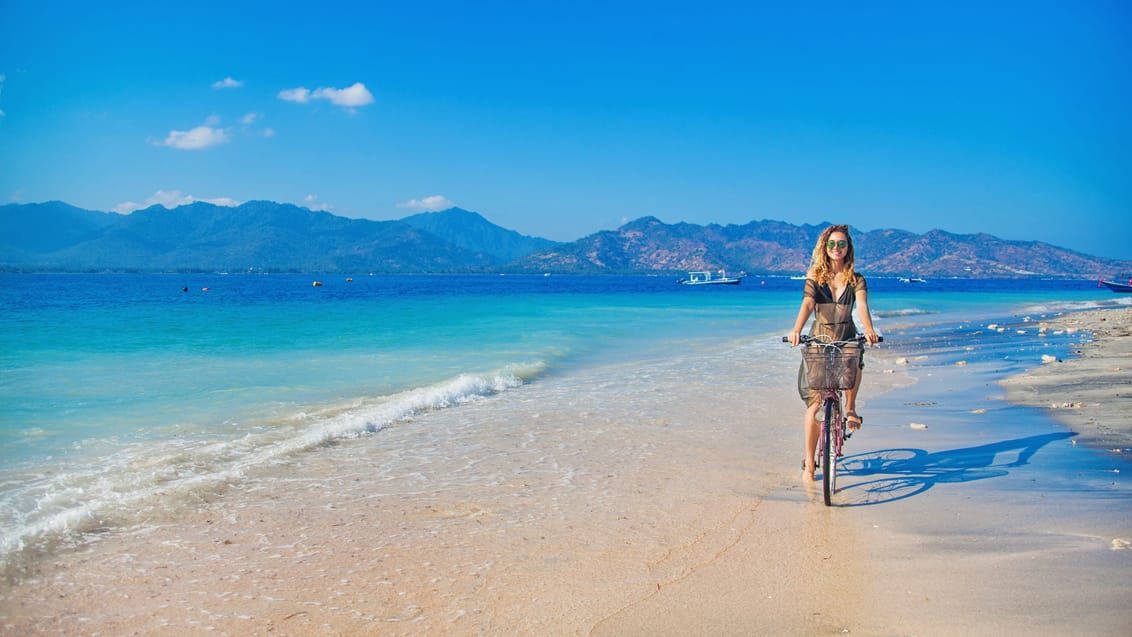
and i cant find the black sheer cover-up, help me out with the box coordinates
[797,274,867,404]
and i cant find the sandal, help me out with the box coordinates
[847,412,863,431]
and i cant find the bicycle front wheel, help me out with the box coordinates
[822,398,839,506]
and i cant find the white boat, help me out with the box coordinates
[899,276,927,284]
[678,270,743,285]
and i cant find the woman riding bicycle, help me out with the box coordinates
[787,224,879,481]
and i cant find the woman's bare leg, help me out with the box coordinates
[845,364,863,429]
[803,400,820,480]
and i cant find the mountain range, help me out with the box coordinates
[1,200,1127,278]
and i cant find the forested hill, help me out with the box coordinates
[0,202,550,273]
[2,201,1127,278]
[513,216,1128,278]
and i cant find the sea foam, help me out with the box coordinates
[0,363,544,565]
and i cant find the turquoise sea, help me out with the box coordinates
[0,273,1125,567]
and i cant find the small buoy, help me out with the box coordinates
[312,281,323,287]
[202,287,210,291]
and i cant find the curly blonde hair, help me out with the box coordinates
[807,224,856,286]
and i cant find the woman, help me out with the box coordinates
[787,224,879,481]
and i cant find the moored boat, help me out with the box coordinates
[1099,276,1132,293]
[678,270,743,285]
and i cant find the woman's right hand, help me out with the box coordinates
[788,330,802,347]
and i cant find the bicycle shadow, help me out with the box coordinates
[834,432,1077,507]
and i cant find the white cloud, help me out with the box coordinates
[397,195,455,212]
[278,87,311,103]
[279,82,374,111]
[302,194,334,211]
[161,125,230,150]
[212,76,244,89]
[113,190,241,214]
[237,112,275,138]
[312,83,374,108]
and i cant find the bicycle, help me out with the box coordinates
[783,334,881,505]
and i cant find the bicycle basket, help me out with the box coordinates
[803,344,861,390]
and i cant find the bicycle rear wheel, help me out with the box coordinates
[822,398,839,506]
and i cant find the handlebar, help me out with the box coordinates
[781,335,883,345]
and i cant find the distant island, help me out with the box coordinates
[1,200,1128,278]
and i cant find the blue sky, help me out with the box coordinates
[1,1,1129,259]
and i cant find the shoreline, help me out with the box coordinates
[998,306,1132,451]
[2,308,1130,635]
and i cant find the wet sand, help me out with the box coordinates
[2,314,1131,636]
[594,307,1132,636]
[999,307,1132,450]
